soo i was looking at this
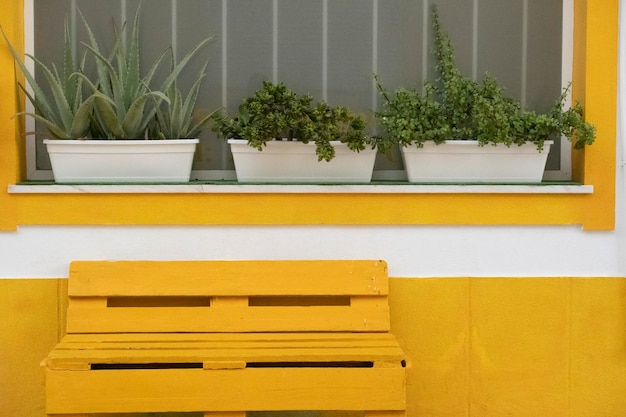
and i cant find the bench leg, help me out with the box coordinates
[204,412,246,417]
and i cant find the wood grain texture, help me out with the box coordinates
[45,260,406,416]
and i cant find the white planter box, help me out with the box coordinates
[228,139,376,183]
[401,140,554,183]
[44,139,199,183]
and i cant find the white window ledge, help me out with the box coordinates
[8,182,594,194]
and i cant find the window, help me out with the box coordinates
[1,0,616,231]
[26,0,573,181]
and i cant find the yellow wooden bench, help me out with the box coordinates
[43,260,407,417]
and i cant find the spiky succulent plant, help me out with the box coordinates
[2,17,95,139]
[150,61,217,139]
[77,2,214,139]
[3,1,215,141]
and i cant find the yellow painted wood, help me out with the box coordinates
[44,260,405,415]
[64,260,391,333]
[203,361,247,370]
[48,413,89,417]
[46,367,406,414]
[204,412,246,417]
[66,303,389,333]
[68,260,389,296]
[364,411,406,417]
[45,335,405,370]
[57,331,399,344]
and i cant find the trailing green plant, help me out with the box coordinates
[374,76,451,153]
[77,1,214,139]
[212,81,373,162]
[375,5,595,151]
[1,17,96,139]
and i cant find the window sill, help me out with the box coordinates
[8,181,594,194]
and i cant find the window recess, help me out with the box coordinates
[27,0,573,182]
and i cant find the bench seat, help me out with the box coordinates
[43,260,407,416]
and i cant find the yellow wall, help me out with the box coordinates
[2,277,626,417]
[0,280,62,417]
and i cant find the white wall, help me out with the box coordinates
[0,216,623,278]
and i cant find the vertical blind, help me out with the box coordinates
[32,0,564,177]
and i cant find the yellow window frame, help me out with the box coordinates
[0,0,617,231]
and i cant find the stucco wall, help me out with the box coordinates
[2,277,626,417]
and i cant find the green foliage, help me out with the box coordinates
[212,81,373,162]
[375,5,596,151]
[150,62,217,139]
[4,0,214,141]
[374,76,451,153]
[1,17,96,139]
[77,1,214,139]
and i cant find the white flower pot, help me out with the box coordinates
[228,139,376,183]
[44,139,199,183]
[401,140,554,183]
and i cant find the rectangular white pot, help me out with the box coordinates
[401,140,554,183]
[44,139,199,183]
[228,139,376,183]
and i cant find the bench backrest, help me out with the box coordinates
[66,260,391,334]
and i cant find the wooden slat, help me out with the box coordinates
[365,411,406,417]
[204,412,246,417]
[61,332,396,344]
[46,347,405,370]
[68,260,388,296]
[46,367,406,414]
[46,333,406,371]
[58,332,399,344]
[47,351,404,367]
[66,304,390,333]
[54,333,403,349]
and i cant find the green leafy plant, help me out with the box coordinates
[374,76,450,153]
[77,2,214,139]
[375,5,595,151]
[1,17,96,139]
[212,81,373,162]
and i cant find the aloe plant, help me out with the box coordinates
[77,2,214,139]
[150,62,217,139]
[1,17,95,139]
